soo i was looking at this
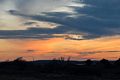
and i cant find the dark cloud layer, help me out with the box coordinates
[37,0,120,38]
[1,0,120,39]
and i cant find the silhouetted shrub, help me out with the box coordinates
[100,59,111,67]
[85,59,93,66]
[114,58,120,66]
[13,57,26,62]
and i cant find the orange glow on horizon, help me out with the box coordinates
[0,36,120,61]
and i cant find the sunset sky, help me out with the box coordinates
[0,0,120,61]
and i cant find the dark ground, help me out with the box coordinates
[0,58,120,80]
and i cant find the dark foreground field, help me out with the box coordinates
[0,58,120,80]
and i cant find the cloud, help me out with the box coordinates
[0,0,120,39]
[26,50,38,53]
[0,0,73,30]
[0,0,71,14]
[80,50,120,55]
[24,0,120,39]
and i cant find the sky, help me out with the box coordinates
[0,0,120,61]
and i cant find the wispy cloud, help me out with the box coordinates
[80,50,120,55]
